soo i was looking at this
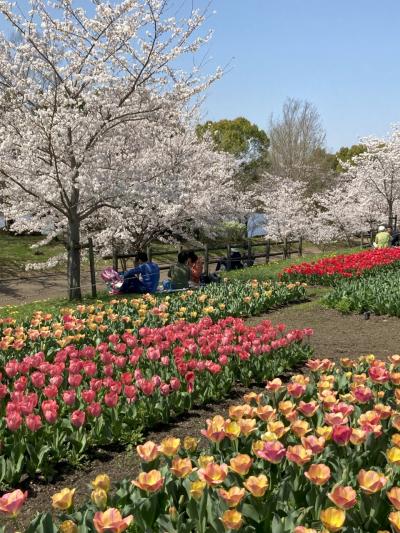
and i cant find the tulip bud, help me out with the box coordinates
[91,488,107,509]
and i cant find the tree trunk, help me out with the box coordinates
[67,216,82,300]
[388,200,394,227]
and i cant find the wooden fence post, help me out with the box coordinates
[247,238,252,266]
[226,243,232,271]
[146,245,153,262]
[204,244,209,276]
[265,240,270,264]
[88,238,97,298]
[112,249,118,272]
[298,236,303,257]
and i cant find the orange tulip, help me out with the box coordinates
[291,419,311,438]
[388,487,400,510]
[158,437,180,457]
[294,528,318,533]
[51,488,75,510]
[229,454,253,476]
[301,435,326,455]
[278,400,295,416]
[229,405,253,419]
[198,463,228,486]
[393,434,400,447]
[170,457,194,478]
[255,405,276,421]
[328,485,357,510]
[357,469,387,494]
[298,401,319,417]
[137,441,159,462]
[265,378,283,392]
[267,420,289,438]
[201,416,226,442]
[320,507,346,532]
[238,418,257,436]
[0,489,27,516]
[93,508,133,533]
[243,474,269,497]
[286,445,312,466]
[350,428,366,446]
[132,470,164,493]
[304,464,331,485]
[389,511,400,533]
[392,414,400,431]
[220,509,243,530]
[224,420,241,440]
[218,486,246,507]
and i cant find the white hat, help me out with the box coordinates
[378,225,385,231]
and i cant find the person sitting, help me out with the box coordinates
[187,250,203,287]
[215,248,244,271]
[119,252,160,294]
[373,225,391,249]
[167,251,190,289]
[391,227,400,246]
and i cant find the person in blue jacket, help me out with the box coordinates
[120,252,160,294]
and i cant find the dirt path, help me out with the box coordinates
[6,301,400,529]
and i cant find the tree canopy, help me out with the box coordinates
[196,117,270,188]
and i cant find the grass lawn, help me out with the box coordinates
[0,231,64,275]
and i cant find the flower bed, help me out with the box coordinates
[324,270,400,316]
[0,316,312,486]
[0,279,306,358]
[280,248,400,285]
[13,353,400,532]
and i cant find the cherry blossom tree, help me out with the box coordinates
[341,127,400,225]
[311,180,385,245]
[0,0,221,298]
[90,118,238,254]
[256,175,312,242]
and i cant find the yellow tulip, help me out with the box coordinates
[51,488,75,510]
[320,507,346,532]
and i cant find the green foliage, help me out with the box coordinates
[333,144,366,173]
[324,268,400,316]
[196,117,270,187]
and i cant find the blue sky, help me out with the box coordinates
[198,0,400,151]
[1,0,399,152]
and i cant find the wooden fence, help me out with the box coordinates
[108,237,304,277]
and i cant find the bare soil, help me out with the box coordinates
[4,301,400,529]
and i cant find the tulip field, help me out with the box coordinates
[324,269,400,317]
[281,248,400,285]
[0,280,311,488]
[4,353,400,532]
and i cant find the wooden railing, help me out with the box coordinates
[107,237,304,276]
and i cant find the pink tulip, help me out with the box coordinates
[25,414,42,432]
[104,392,119,408]
[6,412,22,431]
[71,409,85,428]
[332,425,352,446]
[62,389,77,406]
[0,489,27,516]
[87,402,102,417]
